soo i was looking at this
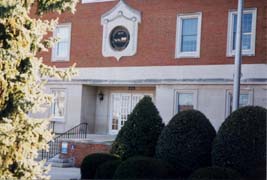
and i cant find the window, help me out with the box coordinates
[227,8,257,56]
[175,90,197,114]
[177,93,194,112]
[82,0,114,3]
[226,90,253,116]
[176,12,202,58]
[51,89,66,121]
[52,23,71,61]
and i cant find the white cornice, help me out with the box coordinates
[45,64,267,85]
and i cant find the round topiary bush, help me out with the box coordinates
[80,153,120,179]
[94,160,122,179]
[189,166,241,180]
[111,96,164,160]
[113,156,176,179]
[155,110,216,177]
[212,106,267,179]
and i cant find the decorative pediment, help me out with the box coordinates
[101,0,141,25]
[101,0,141,60]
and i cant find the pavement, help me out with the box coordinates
[48,167,81,180]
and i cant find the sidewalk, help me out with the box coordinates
[48,167,80,180]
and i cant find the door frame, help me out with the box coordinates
[108,92,153,135]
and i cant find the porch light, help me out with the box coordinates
[98,91,104,101]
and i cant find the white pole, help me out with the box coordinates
[233,0,244,111]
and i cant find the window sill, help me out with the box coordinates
[51,59,70,62]
[175,52,200,59]
[175,55,200,59]
[51,117,65,123]
[227,52,255,57]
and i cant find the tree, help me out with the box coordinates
[212,106,266,179]
[111,96,164,160]
[0,0,78,179]
[155,110,216,177]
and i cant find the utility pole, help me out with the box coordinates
[233,0,244,111]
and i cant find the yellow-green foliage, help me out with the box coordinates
[0,0,78,179]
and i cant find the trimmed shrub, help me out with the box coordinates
[189,166,241,180]
[80,153,119,179]
[212,106,267,179]
[95,160,122,179]
[111,96,164,160]
[113,156,176,179]
[155,110,216,177]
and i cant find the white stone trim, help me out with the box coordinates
[76,64,266,82]
[175,12,202,58]
[101,0,141,60]
[226,8,257,57]
[46,64,267,85]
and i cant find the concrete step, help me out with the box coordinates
[46,154,74,168]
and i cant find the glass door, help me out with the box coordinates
[109,93,153,134]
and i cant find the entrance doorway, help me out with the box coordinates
[109,93,153,134]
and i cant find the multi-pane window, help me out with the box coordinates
[226,92,251,116]
[51,89,66,120]
[177,93,194,113]
[181,18,198,52]
[176,13,202,58]
[52,24,71,61]
[239,94,249,107]
[227,9,257,56]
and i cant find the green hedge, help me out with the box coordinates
[212,106,266,179]
[113,156,176,179]
[155,110,216,177]
[95,160,122,179]
[80,153,119,179]
[189,166,241,180]
[111,96,164,160]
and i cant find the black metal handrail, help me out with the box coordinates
[41,123,88,160]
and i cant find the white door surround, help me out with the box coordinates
[109,92,152,134]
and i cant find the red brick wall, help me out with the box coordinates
[38,0,267,68]
[60,141,111,167]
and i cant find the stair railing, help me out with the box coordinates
[41,122,88,160]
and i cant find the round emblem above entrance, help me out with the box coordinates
[110,26,130,51]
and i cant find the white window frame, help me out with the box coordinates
[175,12,202,58]
[226,8,257,57]
[225,89,254,117]
[82,0,115,3]
[52,23,72,62]
[174,90,198,114]
[50,89,67,122]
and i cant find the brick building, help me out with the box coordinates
[39,0,267,134]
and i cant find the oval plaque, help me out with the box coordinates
[110,26,130,51]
